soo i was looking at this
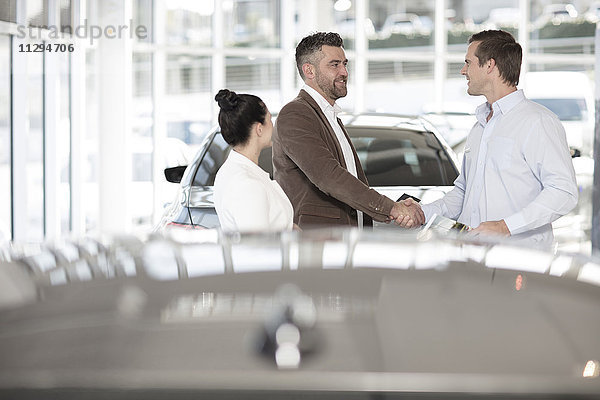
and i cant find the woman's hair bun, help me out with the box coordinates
[215,89,239,111]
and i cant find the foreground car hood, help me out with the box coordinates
[1,252,599,395]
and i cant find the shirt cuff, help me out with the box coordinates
[503,212,526,235]
[421,201,449,223]
[421,203,434,223]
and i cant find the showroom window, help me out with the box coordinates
[165,1,209,46]
[225,56,281,109]
[84,46,100,233]
[26,0,48,27]
[223,0,280,48]
[0,35,10,240]
[59,53,71,234]
[25,49,45,242]
[132,52,153,227]
[0,0,17,23]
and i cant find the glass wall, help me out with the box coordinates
[59,54,71,235]
[60,0,72,33]
[165,1,209,46]
[134,0,153,43]
[368,0,436,49]
[0,0,17,23]
[132,52,153,227]
[26,50,44,242]
[225,57,281,109]
[164,54,212,143]
[366,61,434,114]
[223,0,280,47]
[0,35,10,241]
[84,48,100,233]
[26,0,47,28]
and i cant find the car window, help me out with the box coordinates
[348,127,458,186]
[192,128,457,187]
[530,98,587,121]
[192,133,231,186]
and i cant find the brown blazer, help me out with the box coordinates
[272,90,395,228]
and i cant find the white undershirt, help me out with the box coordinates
[302,84,364,228]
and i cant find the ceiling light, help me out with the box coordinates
[334,0,352,12]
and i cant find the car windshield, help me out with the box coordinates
[530,98,587,121]
[192,127,457,187]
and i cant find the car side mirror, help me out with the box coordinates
[570,147,581,158]
[164,165,187,183]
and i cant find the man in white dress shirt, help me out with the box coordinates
[421,30,578,248]
[273,32,424,229]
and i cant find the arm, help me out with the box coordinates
[276,106,395,221]
[503,116,578,235]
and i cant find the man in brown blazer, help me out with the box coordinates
[273,32,424,229]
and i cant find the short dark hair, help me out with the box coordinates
[214,89,267,147]
[468,30,522,86]
[295,32,344,79]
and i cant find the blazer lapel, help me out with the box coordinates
[298,90,347,169]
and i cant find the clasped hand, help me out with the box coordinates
[388,198,425,228]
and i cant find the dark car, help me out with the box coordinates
[1,229,600,399]
[156,113,459,231]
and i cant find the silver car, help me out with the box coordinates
[157,113,460,231]
[1,229,600,398]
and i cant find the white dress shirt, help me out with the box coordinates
[214,150,294,232]
[421,89,578,248]
[302,84,364,228]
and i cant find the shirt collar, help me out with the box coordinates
[475,89,525,126]
[302,84,342,118]
[229,149,269,178]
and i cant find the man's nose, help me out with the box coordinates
[460,64,467,75]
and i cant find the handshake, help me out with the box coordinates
[389,198,425,228]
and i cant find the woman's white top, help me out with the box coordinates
[214,150,294,232]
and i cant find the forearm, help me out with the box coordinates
[504,186,578,235]
[421,183,465,222]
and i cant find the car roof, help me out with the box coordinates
[340,112,430,132]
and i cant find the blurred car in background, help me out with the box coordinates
[521,71,594,253]
[378,13,432,38]
[534,3,579,27]
[584,1,600,21]
[156,113,460,231]
[482,7,521,29]
[523,71,594,157]
[1,229,600,398]
[333,17,377,40]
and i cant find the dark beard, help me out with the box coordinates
[315,72,347,101]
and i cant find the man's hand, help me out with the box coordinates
[389,198,425,228]
[470,220,510,236]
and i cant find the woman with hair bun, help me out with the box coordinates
[213,89,294,232]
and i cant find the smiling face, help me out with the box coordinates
[311,45,348,104]
[460,41,488,97]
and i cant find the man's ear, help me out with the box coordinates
[302,63,315,79]
[487,58,496,73]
